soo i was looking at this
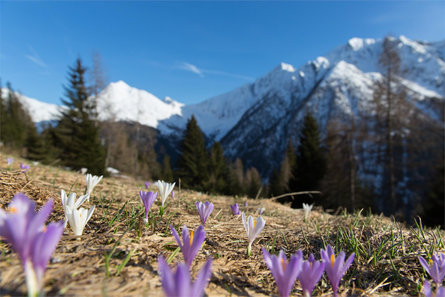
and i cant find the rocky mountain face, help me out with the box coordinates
[168,36,444,177]
[15,36,444,179]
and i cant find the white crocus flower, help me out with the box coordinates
[60,190,89,228]
[67,206,95,236]
[85,174,103,201]
[242,212,266,256]
[302,203,313,220]
[154,180,175,208]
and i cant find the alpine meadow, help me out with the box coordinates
[1,2,444,296]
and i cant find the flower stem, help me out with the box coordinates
[159,206,165,217]
[247,243,252,257]
[25,261,41,297]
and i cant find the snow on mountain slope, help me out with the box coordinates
[160,36,444,145]
[327,36,445,94]
[1,89,60,123]
[218,59,381,173]
[158,62,305,139]
[158,60,333,140]
[212,36,444,177]
[2,81,184,130]
[96,81,183,128]
[10,36,444,176]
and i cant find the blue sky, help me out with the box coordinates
[1,1,444,105]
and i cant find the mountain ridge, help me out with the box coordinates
[9,35,445,178]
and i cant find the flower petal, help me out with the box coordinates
[170,225,183,249]
[158,256,175,297]
[191,258,212,297]
[174,262,192,297]
[31,221,64,283]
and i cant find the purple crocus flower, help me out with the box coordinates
[196,201,214,225]
[298,254,326,297]
[230,203,240,215]
[424,281,445,297]
[20,163,30,173]
[6,157,14,166]
[139,191,158,223]
[158,256,212,297]
[244,201,248,207]
[321,245,355,297]
[170,225,206,267]
[262,248,303,297]
[0,193,64,297]
[144,182,150,189]
[419,254,445,286]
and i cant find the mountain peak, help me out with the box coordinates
[347,37,376,51]
[110,80,131,89]
[95,81,183,128]
[276,62,296,73]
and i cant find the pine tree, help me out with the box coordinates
[38,124,61,164]
[1,83,35,149]
[0,80,6,145]
[161,154,174,181]
[281,142,296,191]
[226,158,245,196]
[289,112,326,207]
[176,116,208,190]
[55,59,105,175]
[25,125,46,161]
[269,142,297,197]
[245,167,262,198]
[268,168,282,197]
[321,119,374,212]
[421,165,444,228]
[206,141,229,194]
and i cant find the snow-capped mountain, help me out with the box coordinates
[4,80,183,130]
[158,62,299,139]
[12,35,444,179]
[160,36,443,146]
[212,35,444,175]
[96,80,183,128]
[0,89,60,123]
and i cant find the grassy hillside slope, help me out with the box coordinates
[0,155,443,296]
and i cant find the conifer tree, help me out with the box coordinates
[282,142,296,190]
[245,167,262,198]
[226,158,245,196]
[38,124,61,164]
[321,119,374,212]
[25,125,46,161]
[372,37,405,213]
[1,83,34,149]
[161,154,174,181]
[55,59,105,175]
[421,164,444,228]
[176,116,208,190]
[289,112,326,207]
[206,141,229,194]
[0,79,5,143]
[269,142,297,197]
[268,168,282,197]
[0,81,53,162]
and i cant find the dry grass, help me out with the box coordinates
[0,155,443,296]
